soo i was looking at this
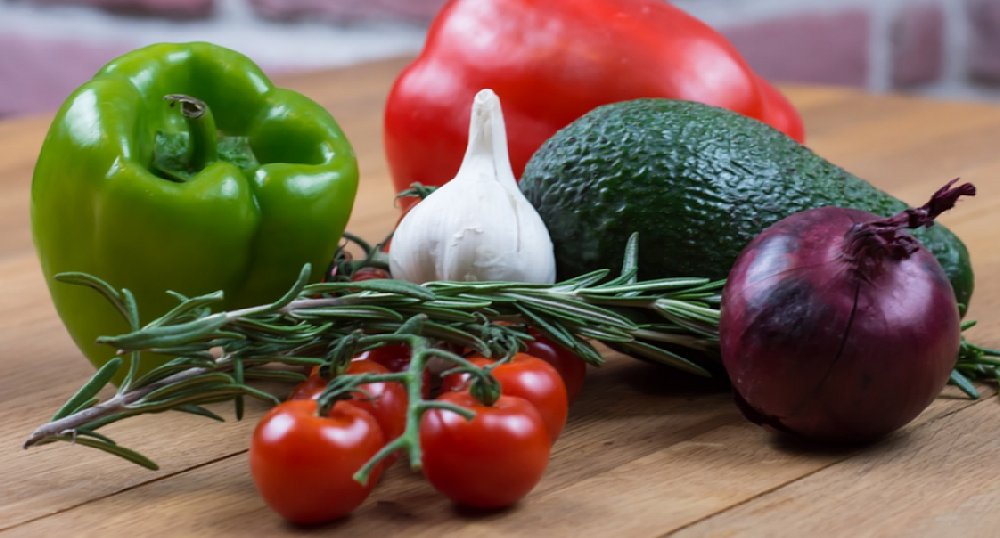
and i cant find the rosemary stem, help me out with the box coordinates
[24,363,217,448]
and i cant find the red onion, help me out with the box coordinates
[720,180,975,443]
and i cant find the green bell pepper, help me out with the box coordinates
[31,42,359,381]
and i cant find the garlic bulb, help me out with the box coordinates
[389,89,557,284]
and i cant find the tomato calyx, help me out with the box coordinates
[467,374,503,407]
[323,231,393,283]
[444,357,503,407]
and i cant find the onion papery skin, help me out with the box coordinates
[720,207,960,443]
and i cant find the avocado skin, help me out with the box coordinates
[519,99,974,314]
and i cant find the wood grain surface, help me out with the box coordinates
[2,58,1000,537]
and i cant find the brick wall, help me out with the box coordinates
[1,0,1000,117]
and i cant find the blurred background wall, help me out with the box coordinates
[1,0,998,117]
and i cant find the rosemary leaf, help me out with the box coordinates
[247,355,326,367]
[174,404,225,422]
[97,314,230,349]
[234,358,245,421]
[580,278,714,296]
[75,429,118,445]
[308,279,436,300]
[52,357,122,421]
[150,290,225,327]
[53,435,159,470]
[517,305,604,366]
[242,369,308,384]
[290,306,404,321]
[131,358,217,388]
[422,298,498,309]
[128,389,258,414]
[508,293,637,330]
[399,305,480,323]
[949,369,980,399]
[70,397,100,415]
[551,269,612,290]
[601,233,640,287]
[574,326,635,343]
[263,264,312,313]
[143,373,235,404]
[119,288,142,390]
[614,341,709,377]
[77,412,135,432]
[54,272,130,326]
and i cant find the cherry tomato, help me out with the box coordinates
[525,328,586,402]
[346,358,408,441]
[358,343,411,372]
[288,360,408,442]
[420,391,550,508]
[351,266,391,281]
[287,372,327,400]
[250,399,385,525]
[359,344,438,398]
[441,352,568,443]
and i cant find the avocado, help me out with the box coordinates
[519,99,974,314]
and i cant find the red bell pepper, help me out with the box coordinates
[385,0,805,194]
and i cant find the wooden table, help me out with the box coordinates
[3,58,1000,537]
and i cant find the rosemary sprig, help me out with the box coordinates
[950,320,1000,399]
[24,235,722,468]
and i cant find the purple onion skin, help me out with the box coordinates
[720,206,960,443]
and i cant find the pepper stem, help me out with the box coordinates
[164,94,218,172]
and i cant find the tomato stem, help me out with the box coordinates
[339,324,503,485]
[419,401,476,419]
[353,437,406,485]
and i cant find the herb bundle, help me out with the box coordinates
[24,236,722,470]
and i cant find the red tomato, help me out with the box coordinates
[359,344,438,399]
[287,360,407,442]
[250,399,385,524]
[351,266,391,281]
[358,343,411,372]
[346,359,408,441]
[287,373,327,401]
[420,391,550,508]
[441,353,568,443]
[524,328,586,402]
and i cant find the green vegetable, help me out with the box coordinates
[519,98,974,315]
[31,42,359,383]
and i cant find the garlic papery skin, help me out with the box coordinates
[389,89,557,284]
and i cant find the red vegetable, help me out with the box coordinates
[350,266,392,281]
[287,372,326,401]
[440,353,568,442]
[385,0,804,196]
[250,399,385,524]
[344,358,408,442]
[358,343,411,373]
[357,344,436,399]
[720,181,974,443]
[524,328,586,403]
[420,391,551,508]
[288,360,407,442]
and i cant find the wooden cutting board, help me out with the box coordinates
[2,58,1000,537]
